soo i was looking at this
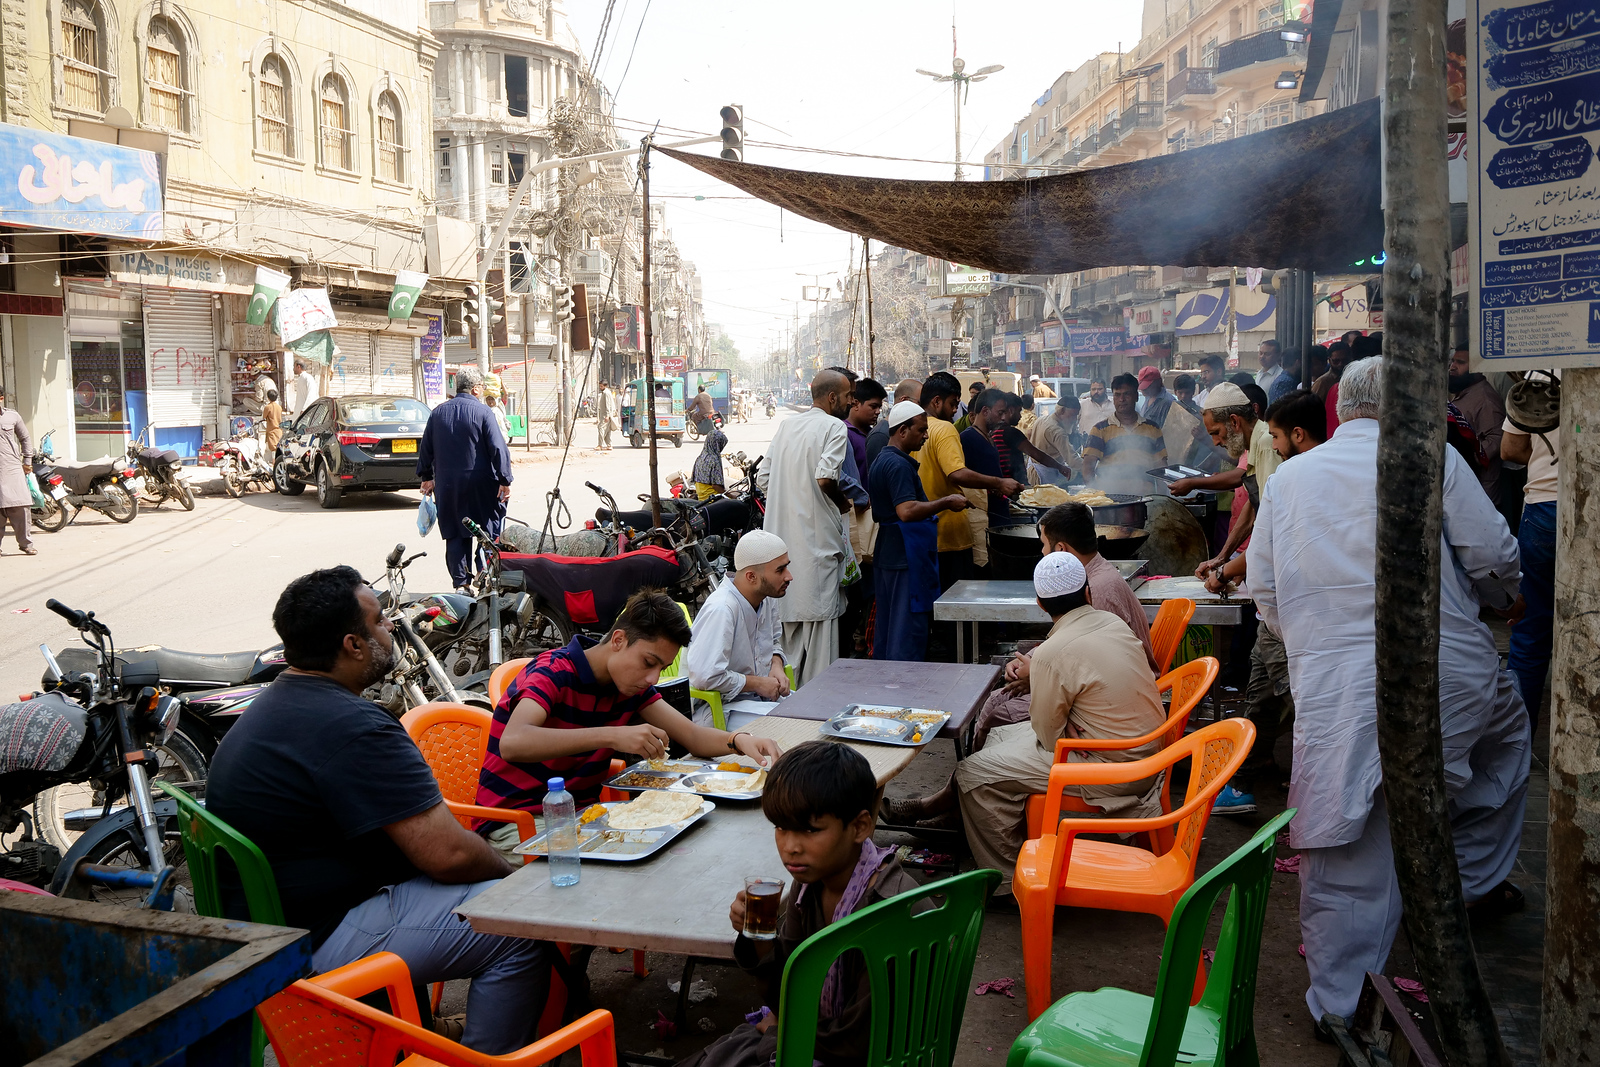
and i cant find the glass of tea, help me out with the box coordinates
[742,876,784,940]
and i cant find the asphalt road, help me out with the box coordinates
[0,410,788,701]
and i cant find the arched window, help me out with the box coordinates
[258,53,293,156]
[376,89,403,183]
[319,73,353,170]
[145,15,189,131]
[60,0,107,113]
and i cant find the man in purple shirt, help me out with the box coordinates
[846,377,885,482]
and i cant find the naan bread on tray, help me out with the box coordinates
[692,769,766,794]
[1018,484,1071,508]
[606,790,705,830]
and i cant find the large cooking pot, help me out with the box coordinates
[1017,492,1149,529]
[987,519,1152,574]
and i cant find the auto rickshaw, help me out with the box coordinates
[621,377,685,448]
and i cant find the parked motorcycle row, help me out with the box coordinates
[27,429,197,533]
[0,469,768,908]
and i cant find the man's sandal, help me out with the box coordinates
[1467,880,1526,922]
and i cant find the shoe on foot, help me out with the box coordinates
[881,795,928,825]
[434,1013,466,1041]
[21,546,37,555]
[1211,785,1257,815]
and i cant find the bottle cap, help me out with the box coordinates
[547,777,564,792]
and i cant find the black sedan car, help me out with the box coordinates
[274,394,432,508]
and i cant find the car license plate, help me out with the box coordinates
[125,477,145,494]
[391,438,418,453]
[49,486,66,501]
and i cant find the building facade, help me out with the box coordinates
[0,0,468,460]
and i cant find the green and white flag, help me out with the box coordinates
[388,269,428,319]
[247,266,292,325]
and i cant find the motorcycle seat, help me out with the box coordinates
[0,692,89,775]
[138,447,181,467]
[55,645,259,686]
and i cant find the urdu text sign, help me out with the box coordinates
[1470,0,1600,369]
[0,121,163,239]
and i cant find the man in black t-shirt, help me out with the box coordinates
[208,566,549,1054]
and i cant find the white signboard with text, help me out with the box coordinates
[1469,0,1600,369]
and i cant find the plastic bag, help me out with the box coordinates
[417,494,437,537]
[839,514,861,587]
[26,472,47,509]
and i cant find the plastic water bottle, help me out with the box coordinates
[544,778,580,887]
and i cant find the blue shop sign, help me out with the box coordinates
[0,121,163,238]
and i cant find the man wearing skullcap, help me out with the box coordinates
[951,552,1166,891]
[686,531,793,726]
[1168,380,1283,582]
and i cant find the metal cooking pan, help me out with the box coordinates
[1015,492,1148,529]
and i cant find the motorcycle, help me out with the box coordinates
[126,428,195,511]
[30,437,142,530]
[215,424,275,498]
[1,600,188,908]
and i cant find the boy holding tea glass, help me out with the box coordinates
[682,742,921,1067]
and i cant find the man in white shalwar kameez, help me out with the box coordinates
[755,370,855,685]
[1248,358,1530,1031]
[686,531,792,726]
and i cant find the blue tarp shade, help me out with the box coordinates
[659,98,1383,276]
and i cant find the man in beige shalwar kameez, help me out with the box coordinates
[955,552,1166,891]
[0,384,36,555]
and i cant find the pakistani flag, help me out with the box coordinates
[388,269,428,319]
[247,266,292,326]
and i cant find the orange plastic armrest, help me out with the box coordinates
[309,951,424,1023]
[1053,731,1167,759]
[445,800,539,841]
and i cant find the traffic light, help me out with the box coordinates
[570,283,592,350]
[462,282,482,334]
[445,299,467,337]
[486,268,508,348]
[553,281,574,323]
[719,104,744,162]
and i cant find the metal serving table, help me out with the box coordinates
[933,561,1162,663]
[764,658,1000,739]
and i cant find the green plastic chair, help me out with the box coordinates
[773,867,1000,1067]
[157,781,285,1067]
[1006,808,1295,1067]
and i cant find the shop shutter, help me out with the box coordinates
[328,329,375,395]
[144,291,218,428]
[373,334,416,396]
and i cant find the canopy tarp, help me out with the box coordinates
[660,97,1381,276]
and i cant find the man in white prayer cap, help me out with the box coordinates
[951,551,1167,892]
[685,530,793,726]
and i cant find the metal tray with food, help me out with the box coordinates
[668,767,768,801]
[820,705,951,746]
[605,757,760,793]
[512,794,716,862]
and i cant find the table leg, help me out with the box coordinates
[956,620,964,663]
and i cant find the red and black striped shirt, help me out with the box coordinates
[475,637,660,820]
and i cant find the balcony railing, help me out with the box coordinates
[1120,102,1163,136]
[1216,29,1295,73]
[1166,67,1215,103]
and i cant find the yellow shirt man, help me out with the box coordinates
[916,415,974,552]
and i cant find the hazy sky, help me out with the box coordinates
[565,0,1144,364]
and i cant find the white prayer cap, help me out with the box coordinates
[886,400,924,429]
[734,530,788,570]
[1034,552,1087,598]
[1201,382,1252,411]
[1029,374,1041,382]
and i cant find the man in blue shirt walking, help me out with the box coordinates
[418,367,513,588]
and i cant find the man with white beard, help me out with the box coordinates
[1248,358,1530,1037]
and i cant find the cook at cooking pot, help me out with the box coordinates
[1080,373,1167,495]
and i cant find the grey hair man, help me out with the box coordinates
[1249,356,1530,1032]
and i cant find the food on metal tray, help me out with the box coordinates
[647,759,709,774]
[605,790,706,830]
[613,771,681,789]
[1018,485,1071,507]
[1069,488,1117,507]
[692,769,766,794]
[716,760,755,772]
[857,706,912,719]
[579,804,608,825]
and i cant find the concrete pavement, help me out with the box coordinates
[0,411,786,700]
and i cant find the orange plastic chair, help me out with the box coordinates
[1023,656,1220,841]
[489,657,534,708]
[1014,716,1256,1021]
[257,951,617,1067]
[1148,597,1197,675]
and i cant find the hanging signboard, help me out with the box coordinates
[0,121,163,238]
[1468,0,1600,369]
[1066,327,1128,354]
[940,262,992,296]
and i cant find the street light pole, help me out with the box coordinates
[916,25,1003,181]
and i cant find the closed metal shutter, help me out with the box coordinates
[144,291,218,428]
[329,329,374,395]
[373,334,415,396]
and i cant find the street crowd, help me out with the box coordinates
[3,336,1553,1060]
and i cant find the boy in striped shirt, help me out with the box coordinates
[476,589,784,855]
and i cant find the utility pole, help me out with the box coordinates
[640,140,662,530]
[1544,369,1600,1060]
[1375,0,1511,1062]
[864,238,876,380]
[916,24,1003,181]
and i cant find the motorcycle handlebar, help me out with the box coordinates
[584,481,603,494]
[46,599,83,626]
[386,544,405,569]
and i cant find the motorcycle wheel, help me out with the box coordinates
[274,455,306,496]
[55,812,192,910]
[174,479,196,510]
[222,465,245,498]
[630,432,645,449]
[672,435,683,448]
[37,726,207,884]
[31,499,69,533]
[508,608,575,661]
[101,482,139,523]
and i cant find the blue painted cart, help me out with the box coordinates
[0,890,309,1067]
